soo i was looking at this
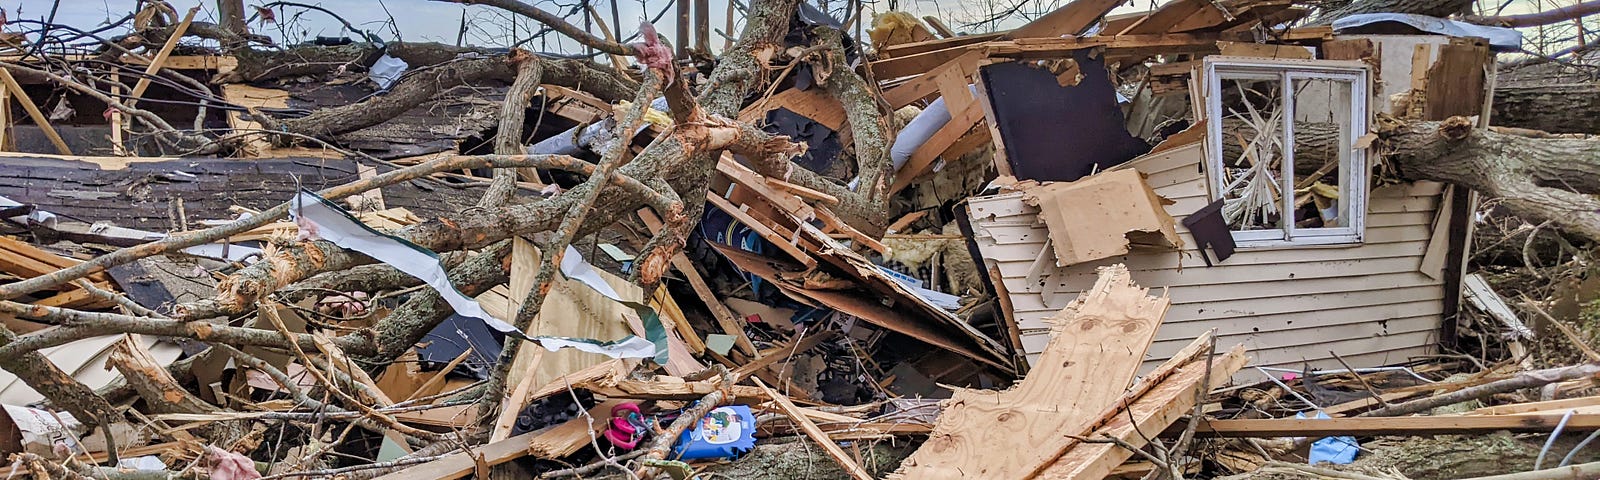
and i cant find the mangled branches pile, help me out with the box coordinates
[0,0,909,476]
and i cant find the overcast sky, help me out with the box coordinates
[11,0,1144,54]
[6,0,1582,56]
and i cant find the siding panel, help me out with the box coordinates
[975,141,1446,373]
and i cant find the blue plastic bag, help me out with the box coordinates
[1296,411,1359,464]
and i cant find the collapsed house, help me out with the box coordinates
[0,0,1597,478]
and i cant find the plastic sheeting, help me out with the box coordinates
[1334,13,1523,51]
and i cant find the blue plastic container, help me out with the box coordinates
[671,405,757,461]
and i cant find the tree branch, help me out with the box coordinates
[437,0,638,56]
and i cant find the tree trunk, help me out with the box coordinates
[262,53,634,143]
[1492,84,1600,135]
[1310,0,1472,24]
[1382,116,1600,243]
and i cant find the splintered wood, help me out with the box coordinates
[892,265,1167,479]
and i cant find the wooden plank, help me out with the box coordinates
[812,205,889,255]
[716,154,814,219]
[870,44,982,80]
[1009,0,1125,39]
[1468,396,1600,416]
[894,266,1166,479]
[491,349,545,442]
[879,33,1003,59]
[1020,332,1219,477]
[711,244,1007,371]
[1118,0,1211,35]
[1038,345,1249,478]
[739,87,846,130]
[755,378,873,480]
[527,400,622,458]
[126,6,199,109]
[637,208,755,356]
[1191,414,1600,437]
[985,34,1223,58]
[0,68,70,155]
[650,286,706,355]
[891,102,985,193]
[1423,37,1490,120]
[706,193,816,268]
[371,431,540,479]
[732,330,837,379]
[882,50,985,109]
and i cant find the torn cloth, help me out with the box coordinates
[289,190,664,363]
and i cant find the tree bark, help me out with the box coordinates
[1381,116,1600,243]
[1463,0,1600,27]
[1310,0,1472,24]
[1491,84,1600,135]
[262,53,634,143]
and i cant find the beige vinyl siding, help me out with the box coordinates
[971,141,1446,372]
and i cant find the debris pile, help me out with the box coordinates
[0,0,1598,478]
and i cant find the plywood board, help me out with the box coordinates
[892,266,1166,479]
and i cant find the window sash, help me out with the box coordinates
[1204,59,1369,246]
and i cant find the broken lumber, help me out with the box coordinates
[1360,362,1600,417]
[892,264,1166,479]
[1190,413,1600,437]
[1036,344,1248,478]
[754,378,873,480]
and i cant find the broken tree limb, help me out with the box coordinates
[1360,362,1600,417]
[106,335,216,415]
[479,72,665,428]
[1491,84,1600,135]
[258,53,635,144]
[0,153,645,303]
[0,325,118,429]
[783,27,897,235]
[1382,116,1600,243]
[482,48,547,206]
[633,366,736,478]
[438,0,638,56]
[1463,0,1600,27]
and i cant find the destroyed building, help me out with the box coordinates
[0,0,1595,478]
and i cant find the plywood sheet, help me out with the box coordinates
[892,266,1165,479]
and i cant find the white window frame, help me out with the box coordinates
[1203,57,1370,248]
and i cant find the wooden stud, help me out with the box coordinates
[127,7,201,109]
[0,69,70,155]
[584,3,632,76]
[490,349,545,442]
[732,330,837,379]
[706,193,816,268]
[754,378,874,480]
[1193,413,1600,437]
[890,101,984,193]
[637,208,757,356]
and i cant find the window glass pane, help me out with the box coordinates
[1289,77,1354,230]
[1216,74,1285,232]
